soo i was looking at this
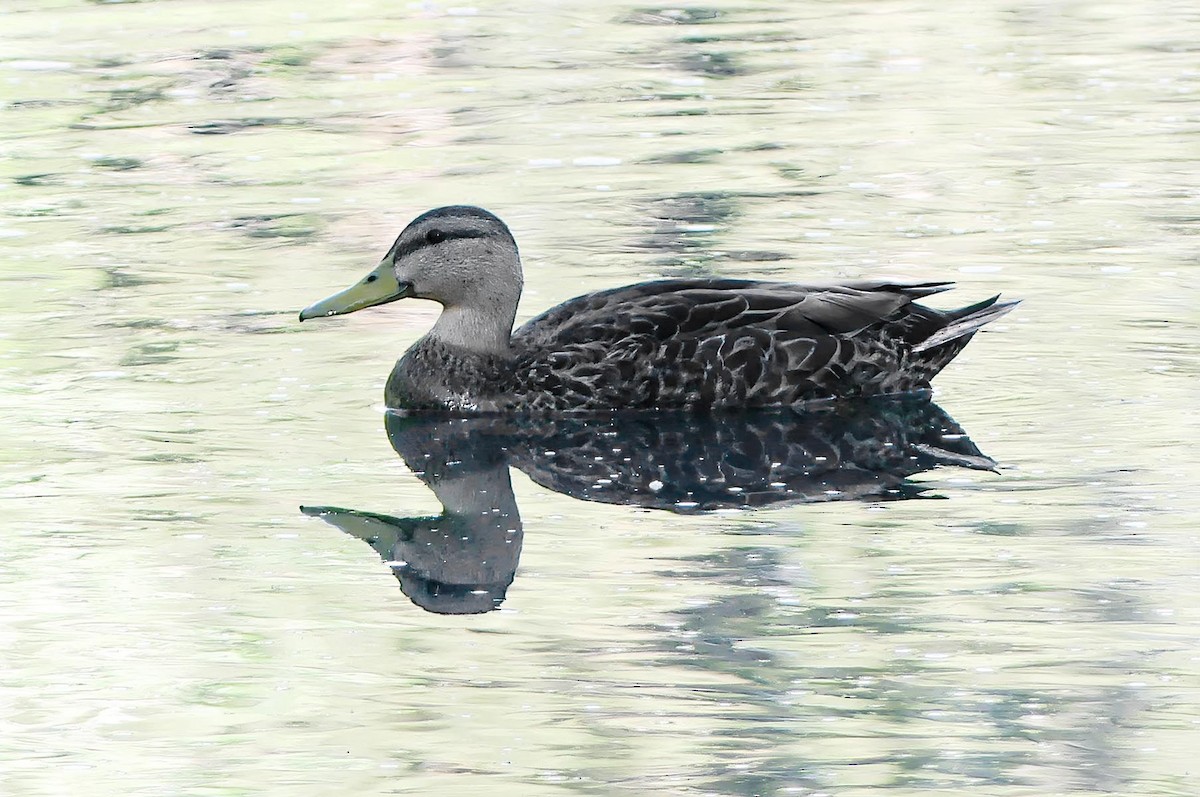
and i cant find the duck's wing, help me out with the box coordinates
[508,278,963,410]
[513,278,953,346]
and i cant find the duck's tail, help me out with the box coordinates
[912,295,1020,354]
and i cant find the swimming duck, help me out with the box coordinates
[300,206,1018,413]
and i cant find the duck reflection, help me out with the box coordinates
[302,397,993,614]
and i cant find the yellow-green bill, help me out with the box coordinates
[299,261,411,321]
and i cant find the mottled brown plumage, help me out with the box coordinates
[300,206,1018,413]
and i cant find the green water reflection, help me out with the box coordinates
[2,0,1197,795]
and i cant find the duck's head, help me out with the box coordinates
[299,205,522,322]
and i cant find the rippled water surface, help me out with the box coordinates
[3,1,1198,795]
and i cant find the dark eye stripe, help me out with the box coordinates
[391,228,490,261]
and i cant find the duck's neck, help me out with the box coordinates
[428,301,516,355]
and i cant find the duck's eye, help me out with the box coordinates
[425,229,446,245]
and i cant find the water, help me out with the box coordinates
[2,1,1198,795]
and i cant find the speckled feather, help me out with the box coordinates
[388,277,1016,412]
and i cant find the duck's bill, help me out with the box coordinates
[299,261,413,321]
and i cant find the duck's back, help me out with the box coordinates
[505,278,1012,412]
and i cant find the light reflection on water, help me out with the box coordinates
[1,0,1197,795]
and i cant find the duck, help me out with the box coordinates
[299,205,1018,413]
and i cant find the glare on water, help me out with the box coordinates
[1,1,1198,795]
